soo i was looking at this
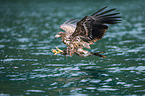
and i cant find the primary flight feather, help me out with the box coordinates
[52,6,121,57]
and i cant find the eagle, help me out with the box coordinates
[52,6,121,57]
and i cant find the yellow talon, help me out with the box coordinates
[56,47,63,53]
[52,47,63,55]
[52,49,58,55]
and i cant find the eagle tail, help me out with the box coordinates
[91,6,121,24]
[91,52,106,57]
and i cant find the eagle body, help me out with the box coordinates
[53,6,121,57]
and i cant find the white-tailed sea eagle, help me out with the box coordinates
[52,6,121,57]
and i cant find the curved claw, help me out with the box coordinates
[52,47,63,55]
[56,47,63,53]
[52,49,58,55]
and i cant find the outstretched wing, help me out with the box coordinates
[60,19,78,38]
[72,6,121,43]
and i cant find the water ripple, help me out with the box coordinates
[1,58,37,62]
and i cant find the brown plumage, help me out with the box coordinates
[52,6,121,57]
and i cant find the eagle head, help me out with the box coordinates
[55,32,65,38]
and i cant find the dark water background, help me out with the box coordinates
[0,0,145,95]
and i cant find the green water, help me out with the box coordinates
[0,0,145,95]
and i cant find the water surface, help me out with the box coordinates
[0,0,145,95]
